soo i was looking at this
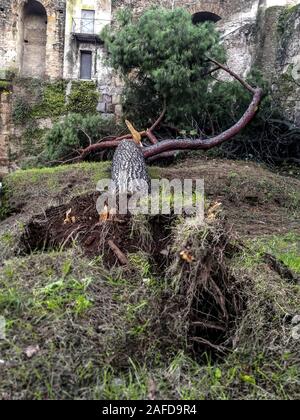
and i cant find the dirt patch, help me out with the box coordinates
[160,158,300,237]
[19,194,246,358]
[19,193,174,270]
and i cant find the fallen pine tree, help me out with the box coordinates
[72,58,263,164]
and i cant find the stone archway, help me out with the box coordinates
[192,11,222,24]
[187,1,225,19]
[20,0,47,78]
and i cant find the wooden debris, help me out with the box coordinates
[125,120,142,145]
[99,204,109,222]
[180,249,195,263]
[107,240,129,265]
[64,208,76,224]
[207,201,222,220]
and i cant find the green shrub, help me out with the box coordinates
[45,113,119,161]
[67,81,99,114]
[0,80,11,92]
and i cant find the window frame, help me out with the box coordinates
[80,50,93,80]
[80,9,95,34]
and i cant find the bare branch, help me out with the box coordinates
[149,99,167,132]
[207,57,257,94]
[146,129,158,145]
[144,88,263,159]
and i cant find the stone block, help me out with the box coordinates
[97,102,107,113]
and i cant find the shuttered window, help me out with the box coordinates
[81,10,95,34]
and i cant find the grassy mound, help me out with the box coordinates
[0,214,299,399]
[1,158,299,237]
[0,158,299,400]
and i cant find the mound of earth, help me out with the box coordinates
[0,158,299,400]
[1,158,299,241]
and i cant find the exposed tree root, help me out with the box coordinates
[18,193,297,359]
[108,239,129,266]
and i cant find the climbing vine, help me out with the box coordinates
[67,81,99,114]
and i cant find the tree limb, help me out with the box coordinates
[107,240,129,265]
[74,61,263,162]
[143,88,262,159]
[79,103,167,159]
[207,57,256,94]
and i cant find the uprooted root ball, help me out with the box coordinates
[19,192,174,270]
[19,193,245,359]
[165,218,244,357]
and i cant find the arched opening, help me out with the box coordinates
[20,0,47,78]
[192,12,222,25]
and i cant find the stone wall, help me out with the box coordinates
[0,93,12,176]
[0,0,66,79]
[111,0,249,20]
[276,5,300,124]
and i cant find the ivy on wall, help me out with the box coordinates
[67,81,99,114]
[31,80,68,118]
[10,78,100,168]
[12,79,100,123]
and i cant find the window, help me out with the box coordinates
[80,51,92,79]
[81,9,95,34]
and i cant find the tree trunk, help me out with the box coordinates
[111,139,150,197]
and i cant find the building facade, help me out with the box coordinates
[1,1,299,86]
[0,0,65,79]
[0,0,300,174]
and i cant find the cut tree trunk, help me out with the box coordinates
[111,139,150,196]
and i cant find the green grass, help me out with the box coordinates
[0,253,94,318]
[1,162,162,221]
[0,229,299,400]
[92,349,300,400]
[242,232,300,274]
[258,233,300,273]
